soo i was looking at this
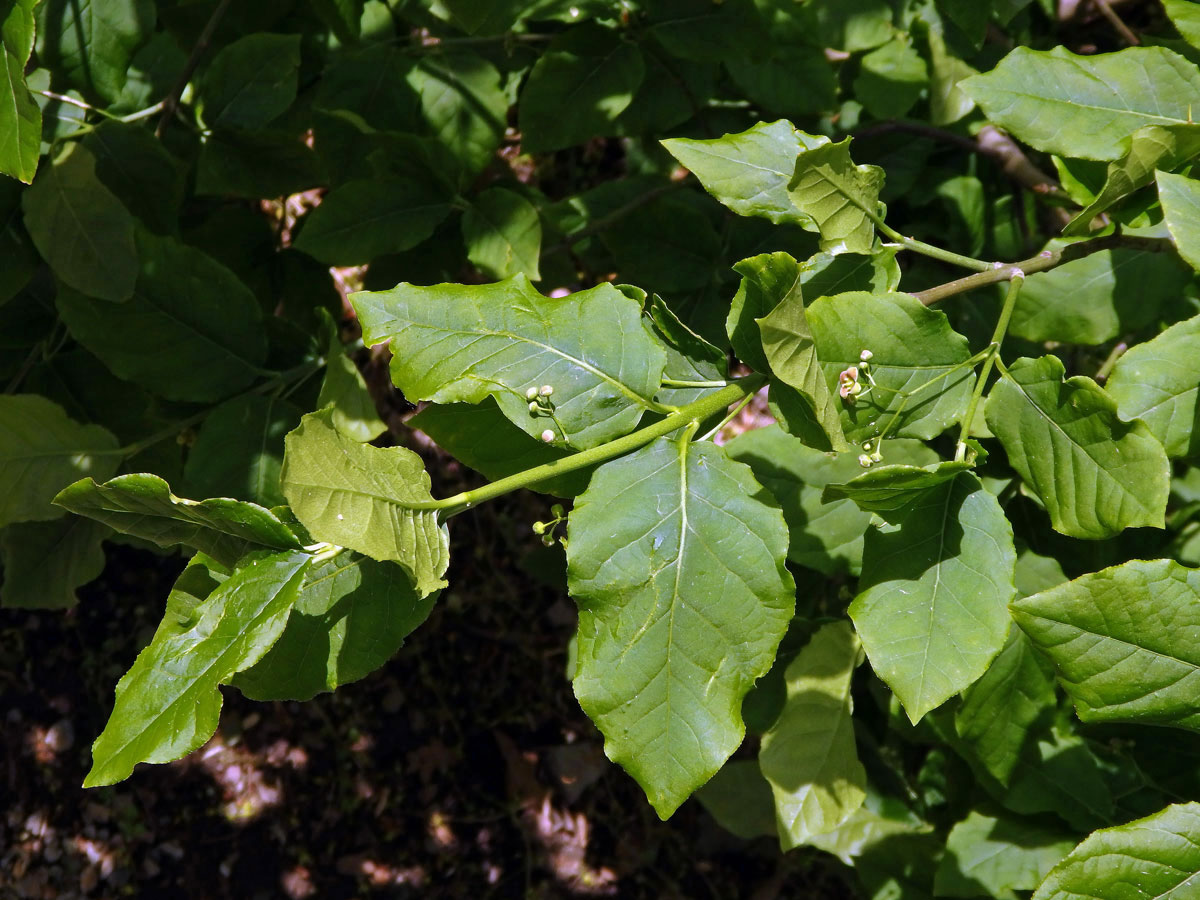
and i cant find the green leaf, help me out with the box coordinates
[954,629,1057,785]
[82,121,186,236]
[984,355,1170,539]
[1158,170,1200,272]
[726,44,835,121]
[0,0,41,183]
[760,621,867,849]
[408,399,592,498]
[852,472,1016,723]
[55,231,268,402]
[822,461,973,512]
[184,395,304,508]
[787,138,884,254]
[0,394,120,527]
[1033,803,1200,900]
[518,24,644,153]
[281,408,449,597]
[1064,125,1200,234]
[196,129,324,200]
[53,473,302,568]
[1009,240,1193,345]
[662,120,829,227]
[960,46,1200,160]
[725,426,938,576]
[1165,0,1200,48]
[643,291,726,408]
[353,276,667,449]
[294,177,453,266]
[35,0,154,104]
[854,36,928,120]
[462,186,542,280]
[566,437,795,818]
[803,0,894,52]
[408,51,506,180]
[310,0,363,42]
[1012,559,1200,730]
[84,549,310,787]
[315,328,387,443]
[0,516,108,609]
[645,0,766,63]
[599,193,722,293]
[927,26,978,126]
[198,33,300,130]
[1107,311,1200,458]
[21,143,137,302]
[807,291,976,443]
[234,553,436,701]
[934,810,1074,900]
[695,761,778,840]
[1001,727,1114,831]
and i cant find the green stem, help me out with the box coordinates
[415,376,767,518]
[660,377,728,389]
[698,392,755,441]
[870,349,991,445]
[954,273,1024,460]
[33,90,164,125]
[867,211,992,272]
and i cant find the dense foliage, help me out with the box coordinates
[5,0,1200,896]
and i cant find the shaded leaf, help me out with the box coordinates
[984,355,1170,539]
[0,516,108,609]
[566,437,795,818]
[695,761,778,840]
[854,36,928,120]
[822,461,972,512]
[199,33,300,130]
[645,0,766,62]
[35,0,155,103]
[642,291,726,408]
[83,121,186,235]
[1158,170,1200,272]
[408,51,506,180]
[934,810,1073,900]
[0,0,41,183]
[462,186,542,280]
[787,138,884,254]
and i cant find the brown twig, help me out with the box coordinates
[1092,0,1140,44]
[155,0,234,138]
[916,235,1173,305]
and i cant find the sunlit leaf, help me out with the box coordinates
[0,0,41,183]
[1157,170,1200,272]
[787,139,883,254]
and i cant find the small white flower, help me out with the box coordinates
[540,385,554,397]
[860,349,873,361]
[541,429,556,443]
[529,401,540,413]
[526,387,539,400]
[858,454,873,468]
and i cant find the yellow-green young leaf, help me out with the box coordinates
[1064,125,1200,234]
[1033,803,1200,900]
[234,553,436,701]
[0,0,41,183]
[852,472,1016,723]
[35,0,155,104]
[281,409,449,597]
[566,437,795,819]
[807,292,975,443]
[1012,559,1200,730]
[787,139,884,254]
[84,550,310,787]
[985,355,1170,539]
[760,621,867,850]
[53,473,302,568]
[934,811,1074,900]
[960,46,1200,161]
[1158,170,1200,272]
[0,517,108,609]
[462,186,542,280]
[662,120,829,227]
[1107,311,1200,458]
[0,394,121,528]
[352,276,667,450]
[822,461,972,512]
[21,143,137,302]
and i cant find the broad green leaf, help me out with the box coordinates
[196,129,324,200]
[643,292,726,408]
[462,186,541,280]
[0,0,40,183]
[0,394,120,527]
[985,355,1170,539]
[21,144,137,302]
[1012,559,1200,729]
[84,550,310,787]
[757,266,849,452]
[726,44,835,121]
[82,121,186,236]
[1065,125,1200,234]
[787,138,884,254]
[803,0,894,52]
[0,516,108,609]
[1009,240,1192,345]
[808,806,932,867]
[281,408,449,597]
[315,328,387,443]
[854,36,928,120]
[852,472,1016,723]
[662,120,829,227]
[518,24,644,153]
[566,437,795,818]
[599,192,722,293]
[1158,170,1200,272]
[694,761,778,840]
[353,276,668,449]
[1000,727,1113,831]
[934,810,1073,900]
[955,629,1057,785]
[645,0,766,62]
[822,461,973,512]
[960,46,1200,160]
[198,33,301,130]
[294,177,453,265]
[1107,312,1200,458]
[760,621,867,849]
[616,40,716,134]
[1165,0,1200,48]
[807,291,976,443]
[35,0,154,104]
[234,553,436,701]
[1033,803,1200,900]
[408,400,593,498]
[184,395,304,508]
[927,26,977,126]
[53,473,302,568]
[408,51,506,179]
